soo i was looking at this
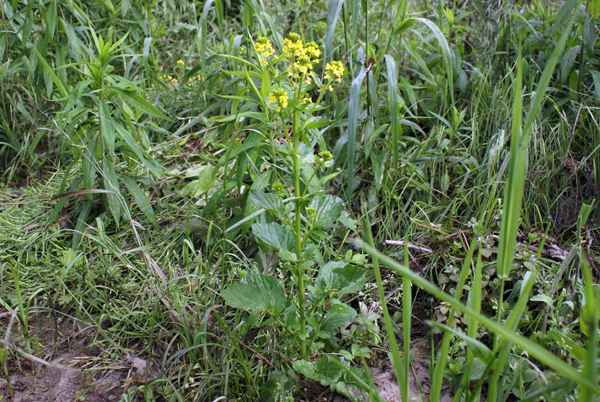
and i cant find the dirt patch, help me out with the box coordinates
[0,311,158,402]
[4,353,126,402]
[371,359,453,402]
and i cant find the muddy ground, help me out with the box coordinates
[0,312,158,402]
[1,309,450,402]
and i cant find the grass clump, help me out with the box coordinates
[1,0,599,401]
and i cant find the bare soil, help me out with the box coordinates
[0,311,158,402]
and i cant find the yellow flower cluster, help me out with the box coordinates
[176,59,185,66]
[268,88,289,111]
[325,61,344,83]
[282,33,303,57]
[282,33,321,83]
[324,61,345,91]
[255,37,274,65]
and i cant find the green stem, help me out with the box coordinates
[292,110,307,359]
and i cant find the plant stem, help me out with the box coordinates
[292,110,307,359]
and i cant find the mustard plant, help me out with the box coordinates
[220,34,369,390]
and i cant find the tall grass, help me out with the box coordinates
[1,0,600,401]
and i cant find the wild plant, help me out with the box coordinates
[218,33,374,395]
[34,27,170,243]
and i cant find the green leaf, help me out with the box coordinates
[106,87,171,121]
[250,190,285,218]
[346,67,368,201]
[429,321,493,365]
[303,118,333,130]
[293,357,342,385]
[252,222,295,252]
[278,249,298,262]
[360,242,600,396]
[120,176,159,230]
[319,301,357,337]
[261,67,271,98]
[33,48,68,98]
[384,55,400,169]
[100,102,116,156]
[308,195,344,228]
[197,165,216,194]
[530,294,554,308]
[221,274,290,316]
[102,159,122,227]
[308,261,365,299]
[324,0,344,64]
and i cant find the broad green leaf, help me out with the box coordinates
[250,190,285,218]
[221,274,290,316]
[241,171,271,234]
[308,261,365,299]
[303,118,333,130]
[308,195,344,228]
[120,176,159,229]
[530,294,554,308]
[278,249,298,262]
[197,165,216,194]
[318,301,357,337]
[252,222,295,252]
[293,357,342,385]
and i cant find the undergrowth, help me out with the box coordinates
[1,0,599,401]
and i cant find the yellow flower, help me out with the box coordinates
[255,37,274,62]
[304,41,321,61]
[283,33,303,57]
[299,95,313,105]
[325,61,344,83]
[176,59,184,65]
[268,88,289,111]
[295,55,312,75]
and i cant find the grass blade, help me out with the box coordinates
[384,55,399,170]
[360,242,600,397]
[497,4,575,279]
[324,0,344,65]
[347,67,367,201]
[361,213,407,399]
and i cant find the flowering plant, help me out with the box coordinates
[217,34,367,393]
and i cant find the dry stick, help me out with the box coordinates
[3,307,18,352]
[231,337,274,368]
[127,219,184,322]
[0,339,68,371]
[383,240,433,254]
